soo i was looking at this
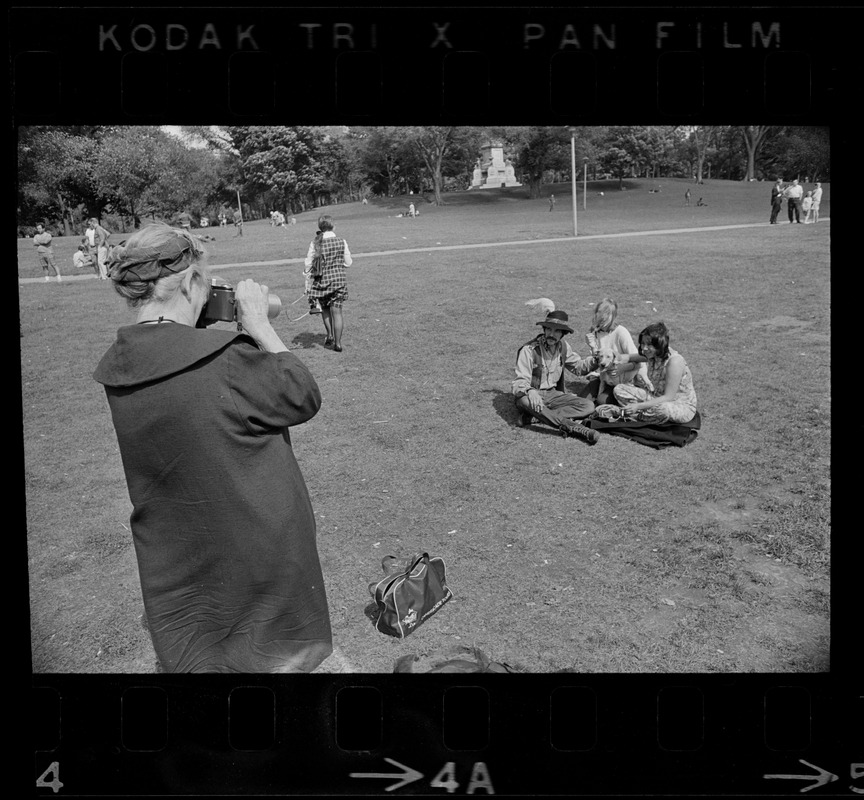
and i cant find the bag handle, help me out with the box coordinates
[381,553,429,574]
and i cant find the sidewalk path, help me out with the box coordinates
[18,219,830,284]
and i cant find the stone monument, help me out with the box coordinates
[469,142,522,189]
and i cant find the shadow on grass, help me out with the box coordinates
[484,388,567,437]
[290,330,329,350]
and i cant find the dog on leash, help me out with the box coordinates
[591,345,654,398]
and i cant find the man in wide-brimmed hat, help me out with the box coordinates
[512,309,600,444]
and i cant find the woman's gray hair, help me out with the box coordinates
[109,223,207,308]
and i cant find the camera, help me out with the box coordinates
[198,278,282,327]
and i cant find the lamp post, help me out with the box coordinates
[569,128,578,237]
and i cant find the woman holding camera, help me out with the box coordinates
[93,223,332,673]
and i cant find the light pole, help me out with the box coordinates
[583,157,588,210]
[569,128,578,237]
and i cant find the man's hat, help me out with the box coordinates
[536,309,574,334]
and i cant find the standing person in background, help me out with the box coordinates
[33,223,62,282]
[87,218,111,279]
[784,179,803,223]
[304,215,352,352]
[233,207,244,237]
[810,182,823,223]
[770,179,784,224]
[548,194,556,212]
[177,211,192,232]
[802,191,814,223]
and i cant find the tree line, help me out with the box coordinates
[18,124,829,236]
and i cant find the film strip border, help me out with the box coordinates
[9,7,851,124]
[32,676,861,795]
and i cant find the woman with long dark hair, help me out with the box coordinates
[612,321,698,423]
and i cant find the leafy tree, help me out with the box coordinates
[17,127,99,234]
[686,125,726,183]
[403,127,481,205]
[226,126,328,214]
[350,126,415,197]
[740,125,775,181]
[491,126,571,198]
[600,145,634,189]
[760,127,829,182]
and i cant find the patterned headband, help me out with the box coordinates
[109,236,195,284]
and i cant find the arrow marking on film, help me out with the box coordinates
[764,759,839,793]
[350,758,424,792]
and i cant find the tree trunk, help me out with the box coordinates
[741,125,770,181]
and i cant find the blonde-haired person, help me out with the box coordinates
[93,223,332,673]
[581,298,646,404]
[304,214,353,351]
[810,182,823,223]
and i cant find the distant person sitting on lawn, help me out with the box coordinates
[611,321,698,424]
[72,244,93,271]
[512,308,600,444]
[696,197,707,206]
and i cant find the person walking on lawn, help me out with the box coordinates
[304,215,353,352]
[512,309,600,444]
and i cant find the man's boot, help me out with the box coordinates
[560,419,600,445]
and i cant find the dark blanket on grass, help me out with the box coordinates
[584,410,701,448]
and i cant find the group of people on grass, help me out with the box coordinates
[89,215,698,673]
[32,217,112,282]
[770,178,823,225]
[512,299,698,445]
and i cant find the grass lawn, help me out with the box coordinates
[21,179,830,673]
[17,177,829,280]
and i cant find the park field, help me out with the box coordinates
[17,177,829,280]
[21,178,830,673]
